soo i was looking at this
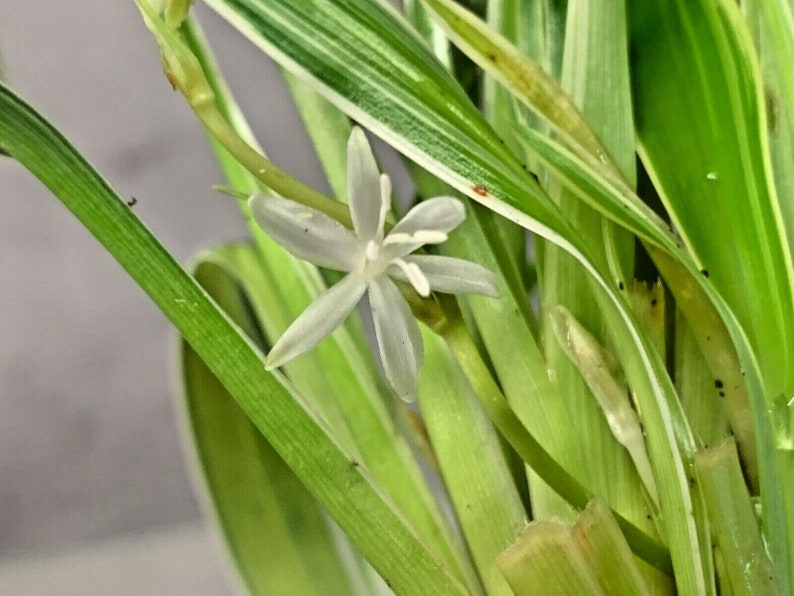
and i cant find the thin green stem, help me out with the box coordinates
[134,0,352,228]
[194,106,352,227]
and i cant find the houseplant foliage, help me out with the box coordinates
[1,0,793,593]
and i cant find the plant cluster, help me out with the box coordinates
[2,0,793,594]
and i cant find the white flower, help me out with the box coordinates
[248,127,499,401]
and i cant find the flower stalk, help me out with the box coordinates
[134,0,352,228]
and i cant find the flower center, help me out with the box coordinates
[365,239,380,263]
[358,239,389,280]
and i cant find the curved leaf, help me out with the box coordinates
[180,249,356,596]
[629,2,794,588]
[630,0,794,398]
[203,0,574,246]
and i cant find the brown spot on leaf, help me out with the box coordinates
[472,184,488,197]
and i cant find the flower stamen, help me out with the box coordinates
[392,258,431,297]
[365,240,380,262]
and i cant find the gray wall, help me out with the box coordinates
[0,1,335,555]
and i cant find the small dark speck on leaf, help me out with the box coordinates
[701,269,710,278]
[714,379,724,389]
[127,197,138,207]
[351,459,360,468]
[651,298,657,307]
[618,281,625,290]
[472,184,488,196]
[719,391,725,397]
[487,53,496,61]
[304,228,309,233]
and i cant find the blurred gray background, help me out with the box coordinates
[0,1,361,592]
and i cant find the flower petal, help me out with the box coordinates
[347,127,386,241]
[368,277,423,402]
[387,196,465,240]
[390,255,501,297]
[265,273,366,369]
[249,194,359,271]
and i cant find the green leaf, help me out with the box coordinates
[410,10,782,546]
[515,118,763,491]
[439,314,672,575]
[630,0,794,399]
[571,498,657,596]
[0,82,468,596]
[535,0,653,552]
[629,2,794,588]
[735,0,794,259]
[203,0,573,243]
[181,249,355,596]
[419,328,526,596]
[456,19,783,575]
[421,0,610,167]
[496,498,661,595]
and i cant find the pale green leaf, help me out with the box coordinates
[695,438,778,595]
[419,328,526,596]
[181,251,355,596]
[496,520,605,595]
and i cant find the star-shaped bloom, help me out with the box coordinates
[248,127,499,400]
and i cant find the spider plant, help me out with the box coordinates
[1,0,792,594]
